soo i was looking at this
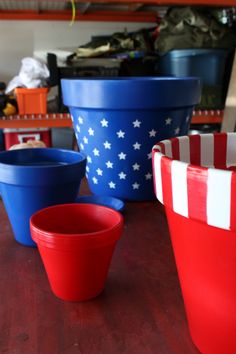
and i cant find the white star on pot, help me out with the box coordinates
[147,152,152,159]
[78,116,83,124]
[133,119,141,128]
[76,124,80,133]
[92,177,98,184]
[93,148,100,156]
[133,163,140,171]
[133,142,141,150]
[109,181,116,189]
[165,117,172,125]
[118,152,126,160]
[96,168,103,176]
[79,143,84,150]
[119,172,126,179]
[83,136,88,144]
[87,156,92,163]
[175,127,180,135]
[103,141,111,149]
[117,130,125,138]
[106,161,113,168]
[100,118,108,127]
[88,127,94,136]
[86,166,90,172]
[145,172,152,180]
[149,129,157,137]
[132,182,140,190]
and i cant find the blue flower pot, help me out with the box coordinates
[0,148,86,247]
[62,77,201,201]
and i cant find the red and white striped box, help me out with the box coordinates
[3,128,52,150]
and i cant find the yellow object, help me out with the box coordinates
[3,102,17,116]
[70,0,76,26]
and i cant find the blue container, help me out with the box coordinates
[62,77,201,201]
[0,148,86,246]
[157,49,233,109]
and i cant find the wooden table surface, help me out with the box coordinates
[0,180,200,354]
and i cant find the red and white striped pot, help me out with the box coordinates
[152,133,236,354]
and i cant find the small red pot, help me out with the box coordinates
[30,203,124,302]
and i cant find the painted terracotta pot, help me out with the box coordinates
[152,133,236,354]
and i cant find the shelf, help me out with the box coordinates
[0,110,223,129]
[0,0,235,22]
[0,113,72,129]
[191,109,223,124]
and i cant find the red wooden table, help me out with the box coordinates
[0,179,199,354]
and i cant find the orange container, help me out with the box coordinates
[15,87,48,115]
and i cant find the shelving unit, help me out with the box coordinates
[0,0,235,22]
[0,0,160,22]
[0,110,223,129]
[192,109,223,124]
[0,113,72,129]
[0,1,234,129]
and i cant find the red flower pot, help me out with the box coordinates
[152,133,236,354]
[30,203,124,301]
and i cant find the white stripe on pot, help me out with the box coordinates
[207,168,232,230]
[171,160,188,217]
[162,140,172,158]
[200,134,214,167]
[178,136,190,163]
[154,153,163,204]
[153,145,162,152]
[226,133,236,168]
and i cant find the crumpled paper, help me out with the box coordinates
[6,57,49,94]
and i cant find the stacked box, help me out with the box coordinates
[3,128,52,150]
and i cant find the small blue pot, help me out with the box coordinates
[62,77,201,200]
[0,148,86,247]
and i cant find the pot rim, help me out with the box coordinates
[152,132,236,232]
[61,76,201,109]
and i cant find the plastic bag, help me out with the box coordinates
[6,57,49,94]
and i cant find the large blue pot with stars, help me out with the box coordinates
[61,77,201,201]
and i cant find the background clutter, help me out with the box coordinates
[6,57,49,94]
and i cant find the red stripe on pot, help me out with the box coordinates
[189,134,201,166]
[214,133,227,169]
[187,164,208,223]
[170,137,180,160]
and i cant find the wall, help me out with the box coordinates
[0,20,156,84]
